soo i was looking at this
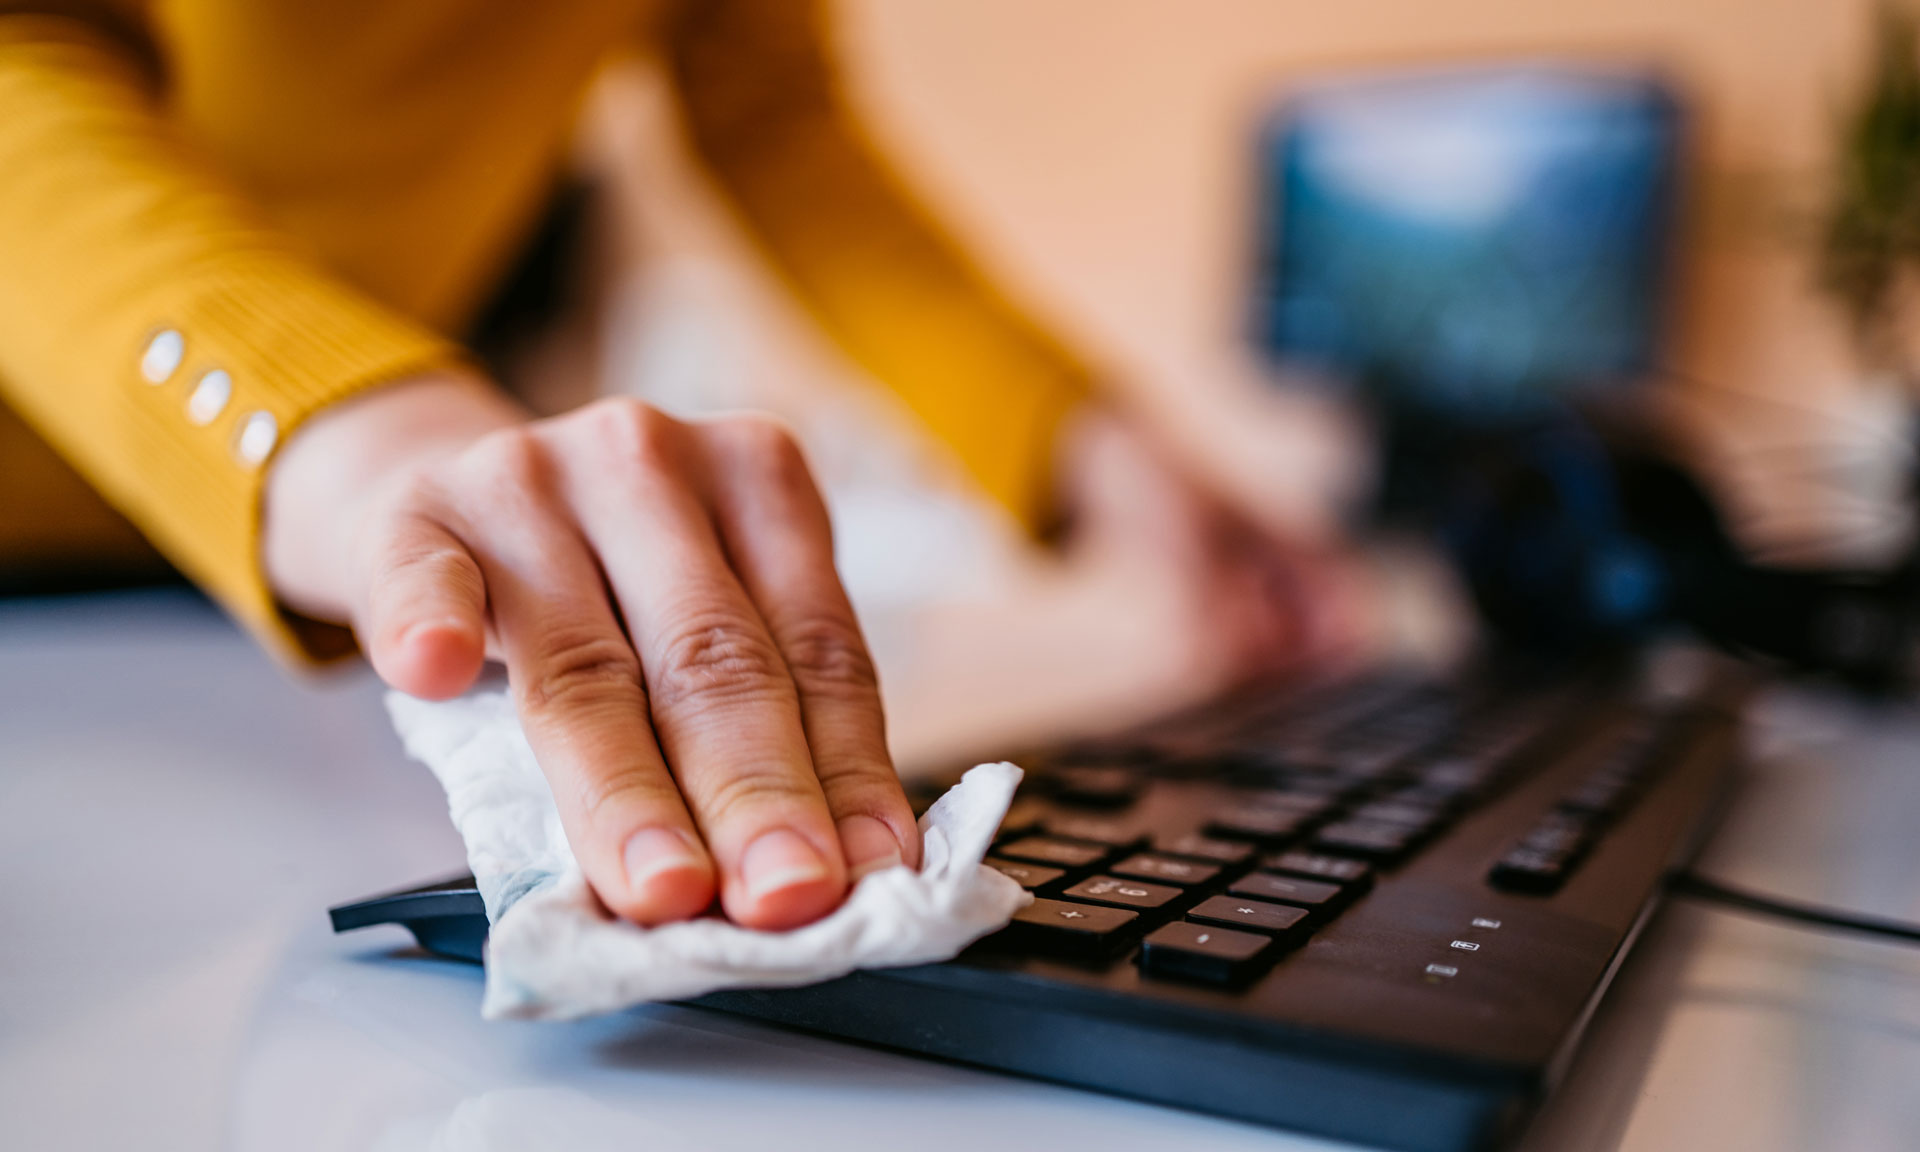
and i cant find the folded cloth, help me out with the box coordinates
[385,690,1031,1020]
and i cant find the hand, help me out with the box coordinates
[1057,409,1362,689]
[263,374,922,930]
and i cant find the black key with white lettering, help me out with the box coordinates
[995,799,1047,838]
[1558,776,1631,819]
[1230,872,1349,918]
[1488,846,1574,894]
[1264,850,1375,892]
[1348,800,1446,830]
[1111,853,1221,887]
[1187,895,1311,946]
[1063,874,1183,912]
[985,857,1065,891]
[1138,921,1275,985]
[995,835,1109,869]
[1313,819,1419,862]
[1153,833,1257,865]
[1238,789,1340,820]
[1002,898,1140,959]
[1045,765,1142,809]
[1038,813,1149,850]
[1205,806,1309,846]
[1519,812,1593,857]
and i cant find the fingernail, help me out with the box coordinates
[741,828,833,903]
[838,814,904,881]
[624,827,706,891]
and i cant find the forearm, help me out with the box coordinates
[666,0,1093,534]
[0,12,460,658]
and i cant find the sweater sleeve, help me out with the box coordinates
[663,0,1092,534]
[0,8,464,661]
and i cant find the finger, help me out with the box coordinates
[557,402,846,931]
[358,509,488,701]
[457,432,717,926]
[701,416,921,878]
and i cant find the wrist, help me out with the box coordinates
[262,372,523,624]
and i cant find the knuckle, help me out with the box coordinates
[718,413,811,491]
[778,615,877,700]
[569,765,681,831]
[697,764,820,827]
[650,608,790,713]
[580,397,682,473]
[379,467,446,517]
[467,426,553,497]
[381,539,478,597]
[815,763,904,810]
[521,628,643,715]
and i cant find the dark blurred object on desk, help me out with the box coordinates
[1252,61,1920,691]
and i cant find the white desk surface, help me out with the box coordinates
[3,591,1917,1152]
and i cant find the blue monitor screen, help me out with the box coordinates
[1254,66,1680,415]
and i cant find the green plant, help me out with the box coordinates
[1822,4,1920,375]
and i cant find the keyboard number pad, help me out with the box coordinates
[1187,895,1311,946]
[1138,921,1274,985]
[1062,875,1182,911]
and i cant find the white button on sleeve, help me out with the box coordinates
[233,411,279,468]
[140,330,184,384]
[186,370,231,426]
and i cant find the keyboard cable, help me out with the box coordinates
[1669,871,1920,947]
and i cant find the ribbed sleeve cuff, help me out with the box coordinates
[109,257,465,664]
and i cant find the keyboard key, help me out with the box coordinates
[1111,853,1221,887]
[1154,833,1258,865]
[1138,921,1275,985]
[1381,781,1475,811]
[1416,754,1501,792]
[1322,746,1407,782]
[1518,813,1593,856]
[1240,772,1359,800]
[1188,895,1312,944]
[996,836,1109,869]
[985,857,1065,890]
[1206,806,1309,845]
[1039,813,1149,849]
[995,799,1048,837]
[1488,847,1574,893]
[1264,851,1375,891]
[1229,873,1347,915]
[1559,776,1631,818]
[1348,800,1446,829]
[1004,898,1139,958]
[1046,765,1141,809]
[1313,819,1420,862]
[1063,874,1183,911]
[1238,789,1340,820]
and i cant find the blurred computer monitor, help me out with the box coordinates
[1253,64,1681,417]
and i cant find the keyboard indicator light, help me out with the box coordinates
[1471,917,1502,929]
[1450,940,1480,951]
[1426,963,1459,978]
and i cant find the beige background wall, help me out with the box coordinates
[837,0,1895,561]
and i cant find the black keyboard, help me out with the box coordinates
[330,660,1748,1152]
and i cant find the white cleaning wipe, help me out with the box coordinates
[385,690,1031,1021]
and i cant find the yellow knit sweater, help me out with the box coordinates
[0,0,1089,659]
